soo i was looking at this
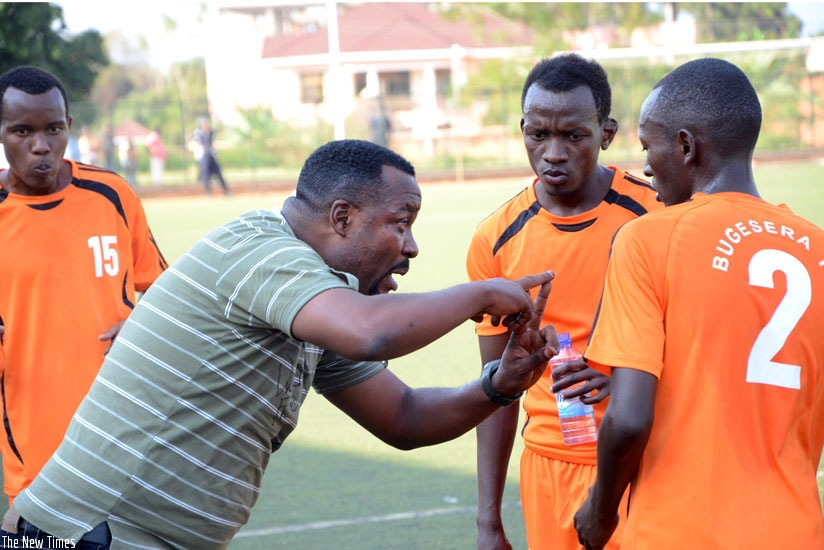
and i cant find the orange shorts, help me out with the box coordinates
[520,446,627,550]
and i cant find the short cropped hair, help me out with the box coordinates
[296,139,416,210]
[521,54,612,123]
[0,66,70,123]
[652,57,761,156]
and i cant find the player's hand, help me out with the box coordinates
[551,359,611,404]
[574,487,619,550]
[98,319,126,355]
[478,271,555,331]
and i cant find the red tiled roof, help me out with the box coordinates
[262,3,533,58]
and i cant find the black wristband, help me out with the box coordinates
[481,359,523,406]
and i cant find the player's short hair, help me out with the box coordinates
[296,139,416,211]
[651,57,762,156]
[521,53,612,123]
[0,66,70,123]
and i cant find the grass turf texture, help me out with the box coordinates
[1,161,822,548]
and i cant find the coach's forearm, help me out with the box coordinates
[293,282,529,361]
[382,381,502,450]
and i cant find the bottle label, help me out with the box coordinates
[556,394,592,418]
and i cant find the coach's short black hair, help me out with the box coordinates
[521,54,612,123]
[296,139,416,210]
[0,66,70,123]
[652,57,761,157]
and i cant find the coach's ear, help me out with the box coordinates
[330,199,355,237]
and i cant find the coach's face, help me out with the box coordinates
[0,86,71,196]
[340,166,421,295]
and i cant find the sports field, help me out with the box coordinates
[3,160,823,547]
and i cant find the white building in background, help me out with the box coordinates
[202,1,534,155]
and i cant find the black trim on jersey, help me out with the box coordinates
[603,188,648,217]
[72,178,129,229]
[27,199,64,211]
[0,189,8,204]
[1,375,24,465]
[492,201,542,257]
[121,272,135,310]
[149,229,169,270]
[553,219,597,232]
[623,172,655,191]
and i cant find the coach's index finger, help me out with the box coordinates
[528,274,553,331]
[516,270,555,294]
[515,271,554,329]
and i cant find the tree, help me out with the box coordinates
[675,3,802,42]
[0,3,108,101]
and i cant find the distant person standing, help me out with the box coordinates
[77,126,97,165]
[369,109,391,148]
[145,127,166,186]
[119,138,138,187]
[191,116,229,197]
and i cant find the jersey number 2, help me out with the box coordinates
[88,235,120,277]
[747,249,810,390]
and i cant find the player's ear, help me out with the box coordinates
[330,200,354,237]
[601,117,618,150]
[678,129,696,165]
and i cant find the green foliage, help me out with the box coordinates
[0,3,107,101]
[223,106,335,169]
[677,3,802,42]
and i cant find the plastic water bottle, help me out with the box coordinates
[549,332,597,445]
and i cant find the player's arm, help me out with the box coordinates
[291,272,554,361]
[475,332,518,550]
[574,366,657,550]
[325,322,557,450]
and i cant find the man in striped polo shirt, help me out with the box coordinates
[7,139,558,549]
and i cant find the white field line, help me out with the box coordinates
[235,501,522,538]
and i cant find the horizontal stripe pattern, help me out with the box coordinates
[15,210,386,548]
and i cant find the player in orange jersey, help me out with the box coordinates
[0,66,167,530]
[575,58,824,549]
[468,54,661,550]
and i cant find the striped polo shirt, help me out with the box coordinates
[14,209,386,549]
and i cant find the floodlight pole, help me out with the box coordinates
[327,0,346,140]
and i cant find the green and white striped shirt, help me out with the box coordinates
[14,209,386,549]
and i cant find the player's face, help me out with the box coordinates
[521,84,615,200]
[638,89,692,206]
[0,87,71,196]
[343,166,421,296]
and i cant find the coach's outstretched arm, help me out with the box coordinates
[292,271,555,361]
[324,283,558,449]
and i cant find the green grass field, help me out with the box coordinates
[3,160,823,548]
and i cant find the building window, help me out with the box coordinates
[300,73,324,104]
[353,73,367,96]
[381,71,410,96]
[436,68,451,98]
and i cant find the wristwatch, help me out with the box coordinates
[481,359,523,406]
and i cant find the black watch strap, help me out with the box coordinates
[481,359,523,406]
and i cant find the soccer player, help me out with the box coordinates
[6,139,558,548]
[0,65,167,540]
[468,54,661,550]
[574,57,824,549]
